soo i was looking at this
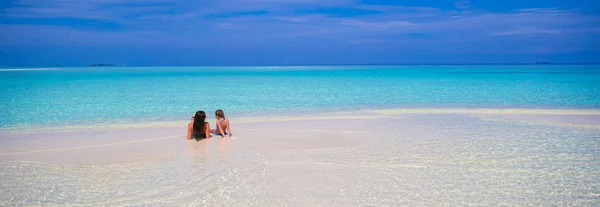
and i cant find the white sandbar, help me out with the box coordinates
[1,108,599,206]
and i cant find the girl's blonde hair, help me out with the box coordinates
[215,109,225,119]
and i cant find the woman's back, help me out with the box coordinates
[187,111,211,140]
[193,122,209,138]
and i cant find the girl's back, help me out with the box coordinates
[214,109,232,137]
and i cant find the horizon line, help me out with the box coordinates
[3,63,600,68]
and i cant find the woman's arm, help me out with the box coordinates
[187,123,192,140]
[205,122,211,139]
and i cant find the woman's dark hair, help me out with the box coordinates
[215,109,225,119]
[193,111,206,137]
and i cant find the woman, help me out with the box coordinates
[187,111,211,141]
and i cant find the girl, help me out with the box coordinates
[212,109,232,138]
[187,111,211,141]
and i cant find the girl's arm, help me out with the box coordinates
[226,120,231,137]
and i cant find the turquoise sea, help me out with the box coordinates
[1,65,600,128]
[2,65,600,206]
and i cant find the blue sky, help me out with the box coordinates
[0,0,599,66]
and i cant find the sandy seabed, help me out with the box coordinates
[1,108,599,206]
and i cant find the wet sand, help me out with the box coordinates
[1,108,599,206]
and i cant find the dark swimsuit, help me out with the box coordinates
[192,132,206,139]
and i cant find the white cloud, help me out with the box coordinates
[454,1,473,10]
[1,0,599,54]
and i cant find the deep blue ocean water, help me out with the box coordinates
[1,65,599,128]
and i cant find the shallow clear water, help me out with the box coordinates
[2,64,599,205]
[1,65,600,128]
[1,115,598,206]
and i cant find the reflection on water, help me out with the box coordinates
[1,115,599,206]
[216,138,231,158]
[186,139,210,172]
[186,138,232,163]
